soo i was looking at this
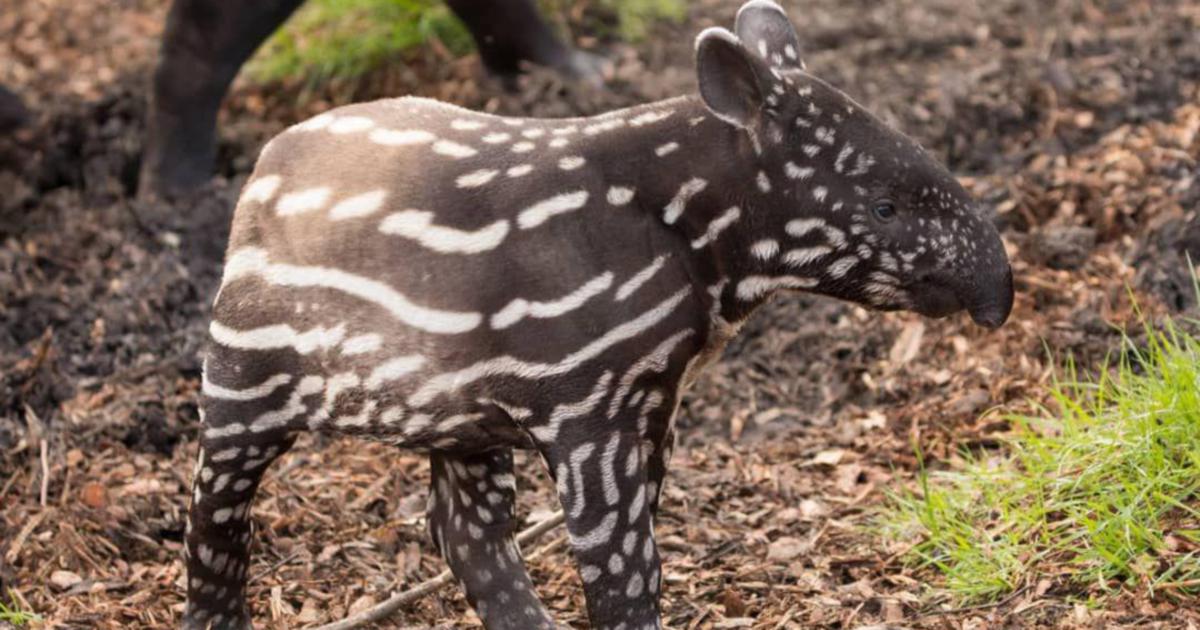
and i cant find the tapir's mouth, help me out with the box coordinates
[908,266,1014,329]
[909,282,963,319]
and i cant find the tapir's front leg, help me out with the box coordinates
[538,423,665,629]
[428,450,557,629]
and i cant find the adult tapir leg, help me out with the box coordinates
[141,0,305,199]
[444,0,606,82]
[535,417,665,629]
[143,0,605,198]
[427,449,557,629]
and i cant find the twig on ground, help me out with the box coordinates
[3,510,46,564]
[39,438,50,507]
[921,585,1029,617]
[307,510,566,630]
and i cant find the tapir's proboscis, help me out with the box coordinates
[184,2,1014,628]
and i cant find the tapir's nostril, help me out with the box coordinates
[968,265,1014,329]
[969,305,1007,329]
[915,271,935,284]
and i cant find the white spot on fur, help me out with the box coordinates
[663,178,708,224]
[607,186,635,206]
[366,355,427,389]
[380,211,510,254]
[629,110,675,126]
[329,116,374,134]
[828,256,859,278]
[786,218,826,238]
[558,156,586,171]
[751,239,780,260]
[295,113,335,131]
[757,171,772,193]
[432,140,477,158]
[202,373,292,401]
[583,119,625,135]
[242,175,282,204]
[329,189,387,220]
[691,206,742,249]
[615,256,667,301]
[455,169,499,188]
[785,162,814,180]
[368,129,436,146]
[507,164,534,178]
[210,320,345,354]
[517,191,589,229]
[276,187,332,216]
[736,275,819,300]
[490,272,613,330]
[341,334,383,355]
[782,246,832,268]
[835,143,854,173]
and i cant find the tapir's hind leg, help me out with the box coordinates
[182,391,300,629]
[428,449,557,630]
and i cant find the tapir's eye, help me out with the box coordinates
[871,200,897,222]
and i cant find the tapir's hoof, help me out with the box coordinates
[137,143,214,201]
[554,49,613,87]
[181,607,253,630]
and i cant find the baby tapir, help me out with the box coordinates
[184,1,1014,628]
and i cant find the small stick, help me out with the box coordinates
[308,511,566,630]
[39,438,50,507]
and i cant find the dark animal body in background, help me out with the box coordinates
[183,1,1014,628]
[0,85,30,134]
[140,0,607,199]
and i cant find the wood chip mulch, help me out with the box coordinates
[2,0,1198,628]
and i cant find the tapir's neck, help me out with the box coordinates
[573,96,772,326]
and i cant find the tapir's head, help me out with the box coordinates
[696,1,1013,328]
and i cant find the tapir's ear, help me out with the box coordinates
[695,27,771,129]
[735,0,804,70]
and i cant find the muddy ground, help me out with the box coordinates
[2,0,1199,628]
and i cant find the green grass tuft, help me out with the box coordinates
[0,592,40,626]
[881,314,1200,605]
[248,0,472,84]
[247,0,686,85]
[594,0,687,41]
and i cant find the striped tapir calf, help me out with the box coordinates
[184,1,1014,628]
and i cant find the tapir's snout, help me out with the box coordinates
[966,263,1014,329]
[911,246,1014,330]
